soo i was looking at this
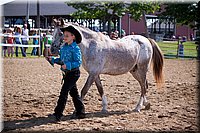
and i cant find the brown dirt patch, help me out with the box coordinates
[2,58,199,132]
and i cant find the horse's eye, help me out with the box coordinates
[59,32,63,36]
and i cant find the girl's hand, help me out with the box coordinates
[61,64,67,70]
[45,56,54,66]
[45,56,52,61]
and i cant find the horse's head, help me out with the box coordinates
[49,18,64,56]
[50,27,63,56]
[50,19,82,56]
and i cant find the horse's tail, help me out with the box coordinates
[148,38,164,88]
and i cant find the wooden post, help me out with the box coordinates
[37,0,41,56]
[142,11,149,38]
[117,16,121,38]
[128,14,131,35]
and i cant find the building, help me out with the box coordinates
[2,0,76,29]
[2,0,195,41]
[121,13,195,41]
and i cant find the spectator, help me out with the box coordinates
[43,33,48,47]
[14,27,26,57]
[110,31,119,40]
[41,33,48,56]
[178,41,184,57]
[121,29,126,38]
[39,32,43,55]
[22,24,29,55]
[47,31,53,45]
[190,34,194,41]
[172,35,176,41]
[2,29,8,57]
[31,30,38,56]
[13,26,18,33]
[7,28,14,57]
[114,30,119,36]
[182,36,187,42]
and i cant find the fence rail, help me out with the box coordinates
[0,34,51,48]
[0,33,198,59]
[158,41,197,59]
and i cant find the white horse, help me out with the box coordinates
[46,19,164,113]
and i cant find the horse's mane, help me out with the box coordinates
[54,18,102,40]
[67,22,93,32]
[65,22,107,41]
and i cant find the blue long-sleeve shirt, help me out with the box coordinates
[51,41,82,71]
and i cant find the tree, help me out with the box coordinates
[160,2,200,60]
[66,2,160,36]
[160,2,200,28]
[127,2,160,21]
[67,2,127,34]
[67,2,126,20]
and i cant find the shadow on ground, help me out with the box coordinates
[3,110,134,132]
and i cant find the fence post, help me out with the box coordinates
[38,29,41,57]
[176,38,180,58]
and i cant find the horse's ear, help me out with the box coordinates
[60,18,65,27]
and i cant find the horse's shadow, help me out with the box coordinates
[3,110,134,132]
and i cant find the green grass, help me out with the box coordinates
[1,39,198,59]
[157,41,197,58]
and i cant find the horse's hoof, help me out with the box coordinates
[144,103,151,110]
[133,108,140,112]
[101,109,108,114]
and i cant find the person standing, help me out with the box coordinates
[31,30,38,56]
[190,33,194,41]
[178,41,184,57]
[2,29,8,57]
[42,33,48,56]
[21,24,29,56]
[46,26,85,121]
[110,31,118,40]
[7,28,14,57]
[14,27,26,57]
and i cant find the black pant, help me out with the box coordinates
[54,69,85,117]
[22,40,28,54]
[15,41,26,57]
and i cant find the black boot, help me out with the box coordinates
[48,113,63,121]
[70,112,85,119]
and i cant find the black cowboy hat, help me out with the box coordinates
[61,26,82,44]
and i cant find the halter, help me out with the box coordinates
[50,28,64,55]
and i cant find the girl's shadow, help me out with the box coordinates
[3,110,133,132]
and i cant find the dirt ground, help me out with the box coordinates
[2,58,199,132]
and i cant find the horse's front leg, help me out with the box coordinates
[70,74,97,116]
[81,74,97,100]
[95,75,108,113]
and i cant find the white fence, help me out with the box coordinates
[0,33,51,48]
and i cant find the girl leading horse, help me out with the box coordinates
[46,19,164,113]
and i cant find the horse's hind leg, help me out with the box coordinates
[130,66,150,112]
[95,76,108,113]
[144,80,150,110]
